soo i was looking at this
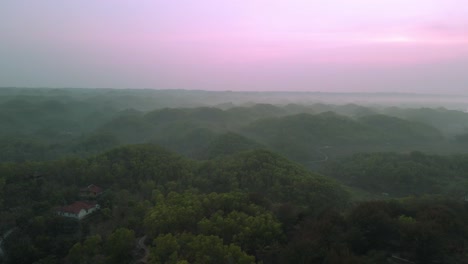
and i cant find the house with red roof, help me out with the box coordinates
[56,201,100,220]
[79,184,104,198]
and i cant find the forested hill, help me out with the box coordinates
[2,89,463,165]
[382,106,468,137]
[1,145,348,209]
[322,151,468,198]
[2,88,468,263]
[242,112,443,162]
[0,144,349,263]
[2,144,468,263]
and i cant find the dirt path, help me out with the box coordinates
[137,235,150,264]
[0,227,17,258]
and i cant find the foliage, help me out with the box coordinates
[2,88,468,263]
[144,191,282,253]
[323,151,468,197]
[149,233,255,264]
[105,228,135,264]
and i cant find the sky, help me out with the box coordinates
[1,0,468,93]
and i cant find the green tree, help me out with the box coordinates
[150,233,180,264]
[198,210,282,252]
[67,243,84,264]
[149,233,255,264]
[105,228,135,264]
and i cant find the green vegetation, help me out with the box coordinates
[3,87,468,164]
[2,88,468,263]
[322,151,468,197]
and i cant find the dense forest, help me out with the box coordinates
[1,88,468,263]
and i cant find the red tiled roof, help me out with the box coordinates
[57,201,97,214]
[87,184,103,194]
[80,184,103,194]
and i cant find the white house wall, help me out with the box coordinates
[57,204,100,220]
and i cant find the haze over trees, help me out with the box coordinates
[1,88,468,263]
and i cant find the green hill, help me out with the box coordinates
[242,112,444,163]
[322,151,468,197]
[202,132,264,159]
[197,149,349,209]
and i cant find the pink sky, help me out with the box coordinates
[1,0,468,93]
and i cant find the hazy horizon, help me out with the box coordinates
[1,1,468,93]
[2,86,468,96]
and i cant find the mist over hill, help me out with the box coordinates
[2,87,468,263]
[2,87,468,110]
